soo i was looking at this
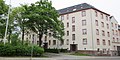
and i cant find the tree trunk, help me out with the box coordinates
[22,27,24,45]
[38,31,43,47]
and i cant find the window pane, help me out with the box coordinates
[82,20,86,26]
[83,38,87,45]
[97,39,100,45]
[82,29,87,35]
[67,31,69,36]
[53,40,56,45]
[72,34,75,40]
[72,25,75,32]
[72,17,75,23]
[82,11,86,17]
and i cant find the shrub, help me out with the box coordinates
[44,48,68,53]
[44,48,59,53]
[0,44,44,56]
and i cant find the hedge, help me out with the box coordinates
[44,48,68,53]
[0,44,44,56]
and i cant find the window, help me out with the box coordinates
[72,17,75,23]
[96,29,99,35]
[82,10,86,17]
[113,37,115,42]
[72,25,75,32]
[26,38,28,40]
[103,49,106,53]
[83,38,87,45]
[107,49,110,54]
[114,46,116,50]
[97,48,100,52]
[107,32,110,37]
[49,33,52,37]
[26,32,29,36]
[116,30,118,36]
[49,40,51,45]
[101,22,104,27]
[107,24,109,29]
[117,38,119,42]
[67,22,69,27]
[111,23,113,27]
[95,11,98,17]
[82,29,87,35]
[102,30,105,36]
[45,36,47,41]
[29,35,31,39]
[53,40,56,45]
[112,29,114,35]
[95,20,98,26]
[66,39,69,45]
[106,16,108,21]
[67,14,69,20]
[115,24,117,28]
[37,41,39,45]
[97,39,100,45]
[101,13,103,19]
[108,40,110,46]
[32,34,35,41]
[67,31,69,36]
[103,39,106,45]
[82,20,86,26]
[61,15,64,20]
[72,34,75,40]
[60,40,64,45]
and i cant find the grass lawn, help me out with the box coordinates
[70,53,91,56]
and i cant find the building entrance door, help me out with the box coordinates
[117,46,120,56]
[70,44,77,51]
[43,43,48,49]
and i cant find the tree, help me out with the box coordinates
[23,0,64,47]
[0,0,8,15]
[0,0,8,40]
[10,6,27,45]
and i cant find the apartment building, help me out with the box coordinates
[23,3,120,56]
[110,16,120,56]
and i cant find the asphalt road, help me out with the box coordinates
[0,57,120,60]
[0,53,120,60]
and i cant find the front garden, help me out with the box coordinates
[0,43,44,57]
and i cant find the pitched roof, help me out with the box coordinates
[58,3,110,16]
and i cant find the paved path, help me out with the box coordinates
[0,53,120,60]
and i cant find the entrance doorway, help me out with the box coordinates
[70,44,77,51]
[43,43,48,49]
[117,46,120,56]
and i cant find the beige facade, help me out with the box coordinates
[22,3,120,56]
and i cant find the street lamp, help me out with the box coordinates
[3,0,11,45]
[30,34,34,60]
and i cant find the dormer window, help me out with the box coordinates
[73,8,76,11]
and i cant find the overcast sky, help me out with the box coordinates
[5,0,120,24]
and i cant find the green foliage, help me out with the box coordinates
[10,33,21,46]
[44,48,59,53]
[22,0,65,46]
[0,0,8,15]
[0,43,44,56]
[44,48,68,53]
[0,0,8,39]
